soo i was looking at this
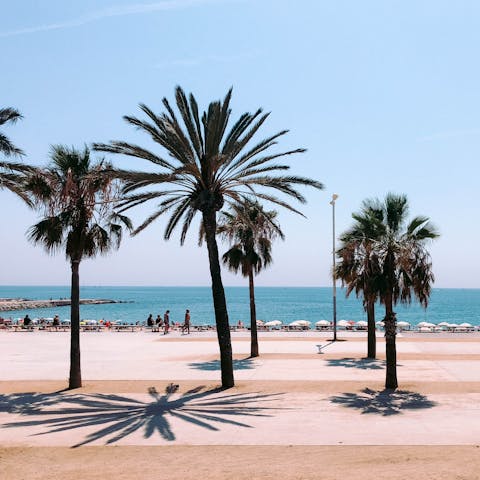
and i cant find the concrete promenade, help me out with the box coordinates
[1,330,479,449]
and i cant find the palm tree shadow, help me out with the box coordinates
[188,358,256,371]
[0,386,283,447]
[329,388,437,416]
[326,358,386,370]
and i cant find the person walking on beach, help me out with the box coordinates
[163,310,170,334]
[182,309,191,334]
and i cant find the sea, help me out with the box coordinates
[1,286,479,328]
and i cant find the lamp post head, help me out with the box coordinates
[330,193,339,205]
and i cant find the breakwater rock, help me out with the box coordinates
[0,298,122,312]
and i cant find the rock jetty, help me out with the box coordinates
[0,298,120,312]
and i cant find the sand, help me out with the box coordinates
[1,330,479,479]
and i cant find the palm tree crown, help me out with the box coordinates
[362,193,438,308]
[0,107,33,203]
[218,200,284,277]
[28,145,131,261]
[94,86,323,241]
[0,108,24,157]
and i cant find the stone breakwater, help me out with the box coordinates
[0,298,120,312]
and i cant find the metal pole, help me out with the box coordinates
[330,194,338,341]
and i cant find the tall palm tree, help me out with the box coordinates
[27,145,132,389]
[94,86,323,388]
[336,207,382,358]
[217,200,284,357]
[350,194,438,389]
[0,107,33,203]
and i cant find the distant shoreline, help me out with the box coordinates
[0,298,123,312]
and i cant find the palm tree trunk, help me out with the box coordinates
[69,259,82,389]
[384,251,398,389]
[248,268,259,357]
[202,209,234,388]
[366,299,376,359]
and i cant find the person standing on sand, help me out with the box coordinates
[163,310,170,334]
[182,309,191,334]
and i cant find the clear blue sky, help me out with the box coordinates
[2,0,479,287]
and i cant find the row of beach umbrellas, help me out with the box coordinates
[257,319,476,329]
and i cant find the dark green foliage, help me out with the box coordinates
[0,107,34,203]
[27,145,132,389]
[338,193,438,389]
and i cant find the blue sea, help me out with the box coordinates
[0,286,479,327]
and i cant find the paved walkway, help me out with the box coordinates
[1,331,479,447]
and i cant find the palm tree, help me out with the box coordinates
[94,86,324,388]
[336,207,383,359]
[349,194,438,389]
[0,107,33,203]
[27,145,132,389]
[217,200,284,357]
[0,108,24,157]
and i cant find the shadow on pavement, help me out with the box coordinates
[0,386,283,447]
[326,357,386,370]
[329,388,437,416]
[188,358,256,371]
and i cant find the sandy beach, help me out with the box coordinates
[1,330,479,479]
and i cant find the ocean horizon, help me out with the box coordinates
[1,285,479,327]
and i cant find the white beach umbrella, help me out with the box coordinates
[338,320,350,327]
[356,320,368,327]
[264,320,282,327]
[448,323,459,327]
[256,319,265,326]
[397,321,410,327]
[295,320,311,326]
[288,321,300,326]
[417,321,435,328]
[459,322,473,327]
[437,322,450,327]
[316,320,331,326]
[376,321,385,327]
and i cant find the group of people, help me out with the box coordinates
[146,309,191,335]
[18,314,61,329]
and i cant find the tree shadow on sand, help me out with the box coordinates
[329,388,437,416]
[188,358,256,371]
[0,386,283,447]
[326,357,386,370]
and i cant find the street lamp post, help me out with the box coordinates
[330,194,339,341]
